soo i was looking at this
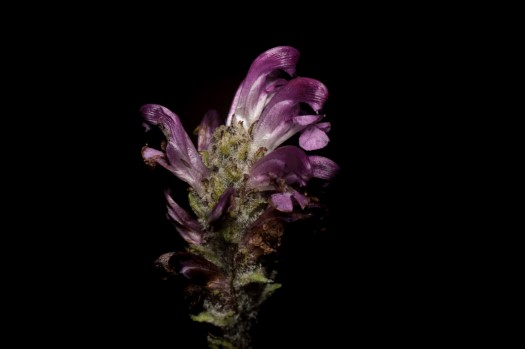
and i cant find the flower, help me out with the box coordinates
[140,46,339,349]
[141,104,209,196]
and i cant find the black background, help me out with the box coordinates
[18,12,458,348]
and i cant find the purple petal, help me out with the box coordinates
[140,104,208,195]
[265,78,288,93]
[180,264,216,280]
[292,190,309,209]
[315,122,331,132]
[247,146,312,190]
[165,191,204,244]
[142,146,185,175]
[293,114,323,126]
[271,193,293,212]
[174,226,203,245]
[271,191,309,212]
[179,256,223,285]
[251,78,329,152]
[309,156,340,180]
[197,109,221,151]
[226,83,243,126]
[156,252,225,288]
[141,146,166,167]
[165,191,201,229]
[142,122,152,132]
[227,46,300,128]
[208,187,235,223]
[299,125,330,151]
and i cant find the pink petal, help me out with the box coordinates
[165,191,204,244]
[197,109,221,151]
[271,193,293,212]
[227,46,300,128]
[299,125,330,151]
[208,187,235,223]
[309,156,340,180]
[140,104,208,195]
[247,146,313,190]
[251,78,329,152]
[292,190,309,209]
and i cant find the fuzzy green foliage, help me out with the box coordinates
[181,123,282,348]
